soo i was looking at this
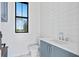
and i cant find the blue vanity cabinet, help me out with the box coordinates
[40,40,79,57]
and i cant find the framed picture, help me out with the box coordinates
[1,2,8,22]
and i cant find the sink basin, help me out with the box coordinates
[51,39,67,44]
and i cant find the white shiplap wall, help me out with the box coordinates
[40,2,79,53]
[0,2,40,57]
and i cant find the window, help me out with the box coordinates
[15,2,29,33]
[1,2,8,22]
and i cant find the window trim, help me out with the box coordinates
[15,2,29,33]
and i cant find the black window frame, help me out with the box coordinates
[15,2,29,33]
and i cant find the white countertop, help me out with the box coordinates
[39,37,79,56]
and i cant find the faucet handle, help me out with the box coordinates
[58,32,64,40]
[65,37,69,41]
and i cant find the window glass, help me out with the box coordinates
[16,2,22,16]
[22,3,28,17]
[16,18,28,32]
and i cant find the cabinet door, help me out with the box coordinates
[49,45,55,57]
[40,40,52,57]
[54,45,69,57]
[54,45,79,57]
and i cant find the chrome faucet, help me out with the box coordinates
[59,32,64,41]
